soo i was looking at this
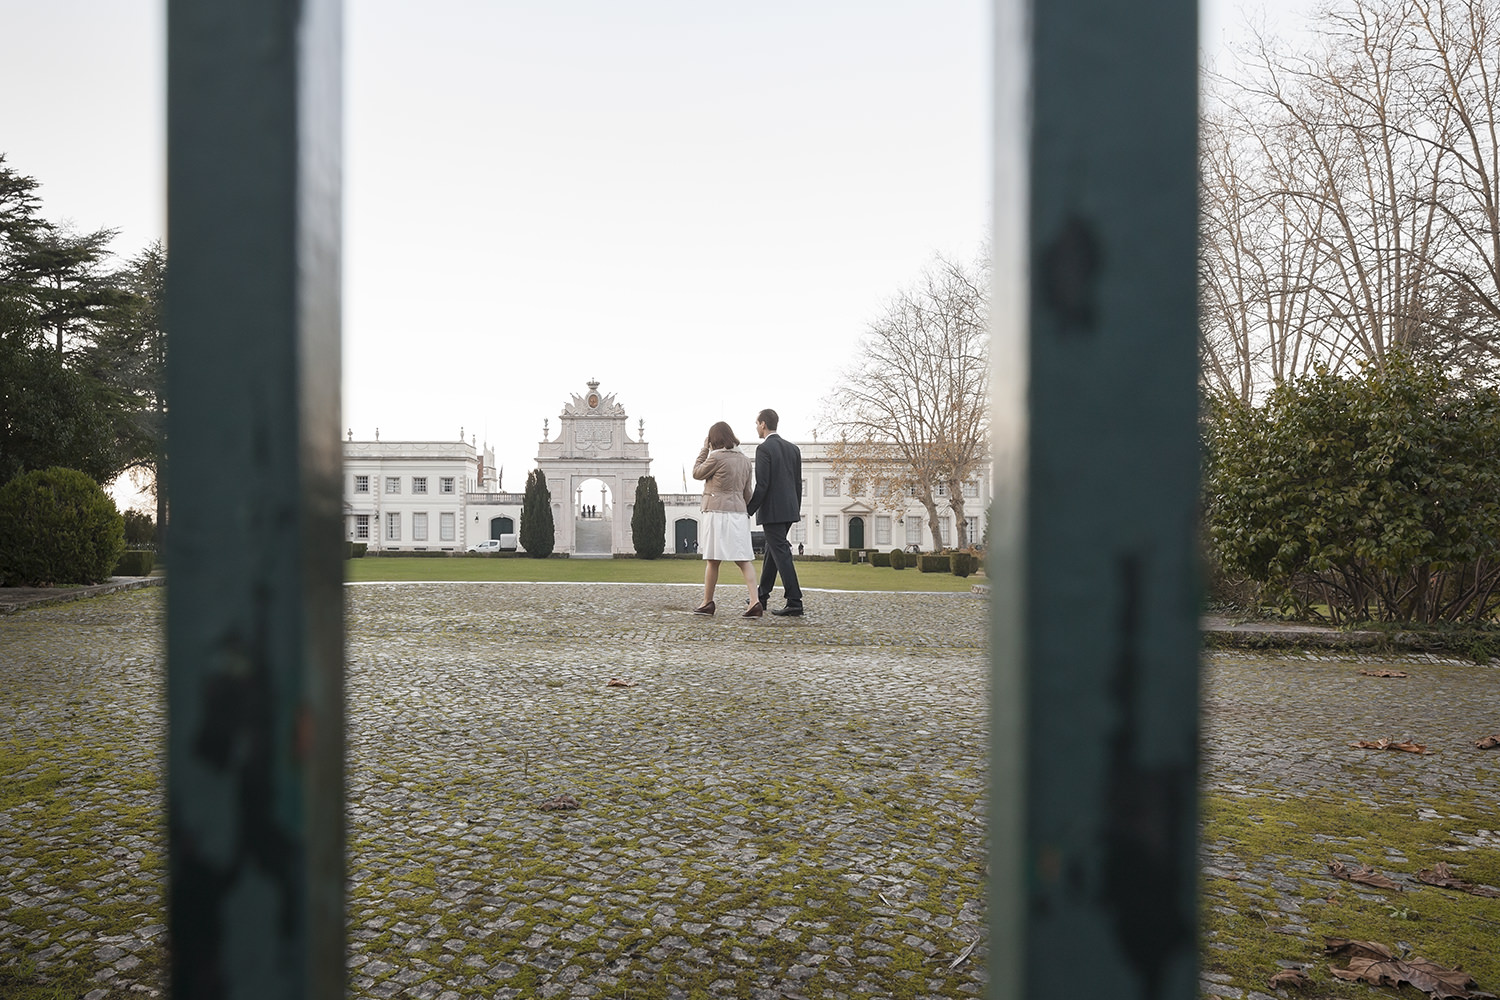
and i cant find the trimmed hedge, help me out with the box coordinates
[114,549,156,576]
[344,541,368,559]
[871,551,891,567]
[0,467,125,586]
[918,554,952,573]
[950,551,975,578]
[889,548,907,570]
[834,548,852,562]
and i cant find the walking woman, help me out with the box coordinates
[691,421,763,617]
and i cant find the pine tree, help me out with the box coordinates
[520,468,554,558]
[631,475,665,559]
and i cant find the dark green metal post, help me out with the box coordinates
[989,0,1200,995]
[166,1,344,997]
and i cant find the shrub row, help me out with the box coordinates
[113,549,156,576]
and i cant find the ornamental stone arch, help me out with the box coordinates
[534,380,653,556]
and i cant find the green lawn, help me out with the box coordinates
[345,555,983,592]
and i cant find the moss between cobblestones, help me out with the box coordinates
[1202,790,1500,994]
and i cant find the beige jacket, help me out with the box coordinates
[693,446,753,513]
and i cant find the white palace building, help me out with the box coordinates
[343,381,990,557]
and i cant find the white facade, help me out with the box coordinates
[343,438,491,552]
[744,440,991,556]
[661,441,991,556]
[342,387,989,557]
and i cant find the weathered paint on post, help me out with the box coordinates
[989,0,1201,995]
[166,1,344,997]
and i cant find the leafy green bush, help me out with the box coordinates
[834,548,852,562]
[951,551,975,577]
[871,551,891,567]
[889,548,906,570]
[918,554,951,573]
[631,476,665,559]
[0,467,125,585]
[114,549,155,576]
[1205,354,1500,624]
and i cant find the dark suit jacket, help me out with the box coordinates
[746,433,802,525]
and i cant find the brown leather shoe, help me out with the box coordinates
[693,601,715,616]
[742,602,764,618]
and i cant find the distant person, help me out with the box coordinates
[746,408,804,616]
[691,421,761,617]
[797,542,804,556]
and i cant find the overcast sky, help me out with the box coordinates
[4,0,1311,506]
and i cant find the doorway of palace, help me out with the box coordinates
[675,518,698,553]
[575,478,613,554]
[490,515,513,540]
[848,516,865,549]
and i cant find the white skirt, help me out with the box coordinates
[700,510,753,562]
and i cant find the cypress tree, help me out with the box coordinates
[520,468,554,558]
[631,475,665,559]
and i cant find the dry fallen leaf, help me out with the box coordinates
[1269,968,1311,989]
[1476,735,1500,750]
[1350,738,1429,754]
[1326,939,1496,999]
[539,794,580,811]
[1416,862,1500,899]
[1328,859,1404,891]
[605,677,637,688]
[1359,669,1408,678]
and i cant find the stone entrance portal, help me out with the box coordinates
[535,381,652,555]
[674,518,698,553]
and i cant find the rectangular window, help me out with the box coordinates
[440,477,455,494]
[965,516,979,547]
[800,478,807,499]
[938,517,951,546]
[875,515,892,546]
[906,518,922,545]
[354,475,369,494]
[354,514,369,540]
[823,477,840,497]
[385,512,400,541]
[963,480,979,498]
[823,518,839,545]
[412,512,428,541]
[935,481,948,497]
[905,484,918,497]
[412,476,428,494]
[385,476,400,494]
[439,512,455,541]
[792,519,806,543]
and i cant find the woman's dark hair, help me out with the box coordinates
[707,421,739,450]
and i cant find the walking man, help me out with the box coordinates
[746,408,804,616]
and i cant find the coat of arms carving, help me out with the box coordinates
[574,425,613,452]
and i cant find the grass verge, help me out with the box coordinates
[345,555,982,592]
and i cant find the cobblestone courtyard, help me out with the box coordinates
[2,584,988,1000]
[3,584,1499,999]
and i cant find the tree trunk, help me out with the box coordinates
[947,482,968,547]
[920,496,943,551]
